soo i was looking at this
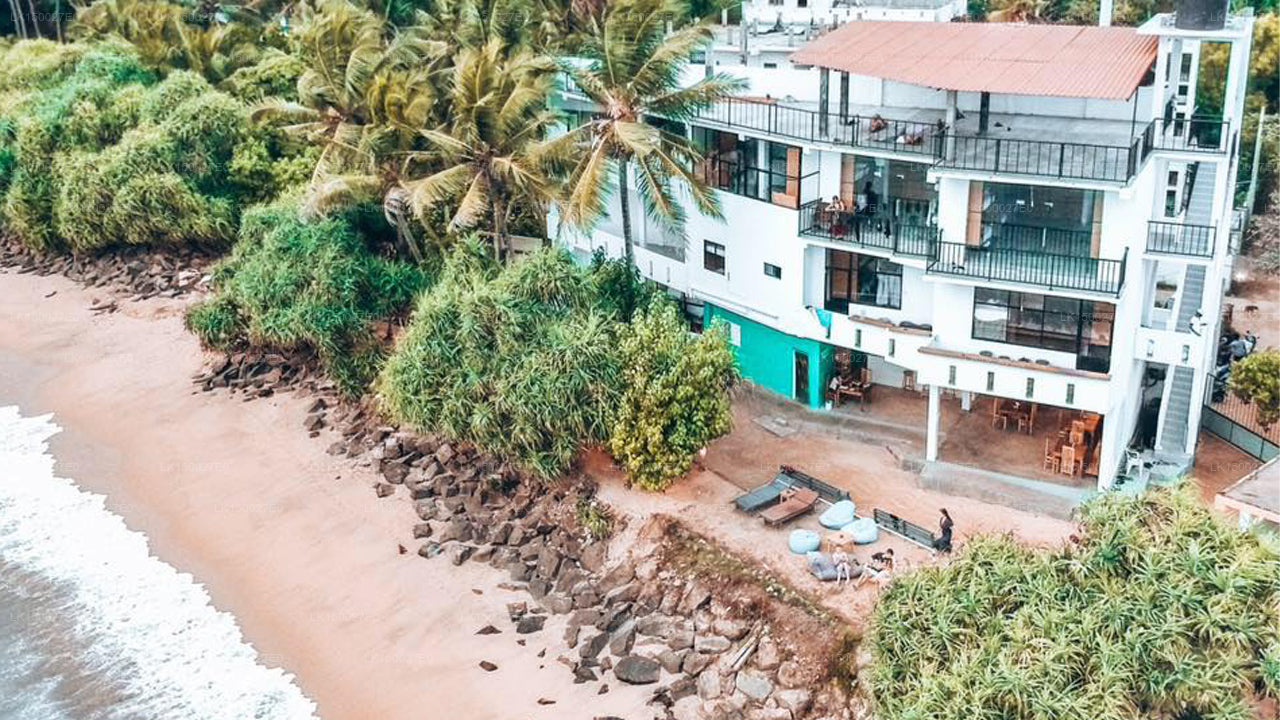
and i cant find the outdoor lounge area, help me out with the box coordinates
[732,465,942,590]
[817,372,1104,487]
[940,397,1103,486]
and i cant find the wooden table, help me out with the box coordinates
[998,399,1034,434]
[824,531,856,554]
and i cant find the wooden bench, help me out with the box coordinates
[873,508,937,551]
[777,466,851,505]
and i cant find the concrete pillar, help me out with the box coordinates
[1099,0,1113,26]
[819,67,830,139]
[926,384,940,461]
[960,391,972,412]
[741,21,750,65]
[1096,410,1122,491]
[1150,36,1170,120]
[944,90,958,161]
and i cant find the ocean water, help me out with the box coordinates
[0,405,318,720]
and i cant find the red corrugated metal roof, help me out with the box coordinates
[790,22,1157,100]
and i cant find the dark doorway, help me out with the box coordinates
[794,351,809,404]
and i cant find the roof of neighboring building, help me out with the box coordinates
[1217,458,1280,522]
[790,21,1158,100]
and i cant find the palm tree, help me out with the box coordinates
[251,0,447,259]
[400,40,571,261]
[557,0,745,267]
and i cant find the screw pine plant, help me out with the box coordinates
[865,482,1280,720]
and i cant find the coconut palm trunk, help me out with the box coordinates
[24,0,42,38]
[8,0,28,38]
[617,158,635,267]
[492,194,509,261]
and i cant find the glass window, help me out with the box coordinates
[855,256,902,309]
[704,241,725,274]
[763,262,781,279]
[825,249,854,313]
[971,288,1113,371]
[825,250,902,312]
[979,183,1098,256]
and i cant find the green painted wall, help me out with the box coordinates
[705,304,833,409]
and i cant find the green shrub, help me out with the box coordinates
[1227,348,1280,428]
[867,482,1280,720]
[0,42,292,253]
[186,195,429,393]
[219,49,306,103]
[380,243,622,478]
[608,302,737,491]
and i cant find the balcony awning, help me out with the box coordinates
[791,21,1157,101]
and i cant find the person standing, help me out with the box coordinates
[934,508,953,553]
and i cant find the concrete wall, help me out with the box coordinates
[707,303,832,407]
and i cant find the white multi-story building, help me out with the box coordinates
[554,9,1255,497]
[708,0,965,70]
[741,0,965,27]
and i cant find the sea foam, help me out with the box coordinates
[0,405,318,719]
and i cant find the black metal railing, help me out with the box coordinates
[1153,115,1231,154]
[939,134,1137,183]
[927,240,1126,296]
[977,221,1093,256]
[693,157,819,209]
[688,97,944,159]
[1147,220,1215,257]
[557,84,1181,185]
[798,200,937,257]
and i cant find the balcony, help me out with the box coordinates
[682,97,1156,185]
[693,156,819,209]
[977,222,1092,257]
[1146,220,1215,258]
[938,134,1144,184]
[1153,101,1231,155]
[927,240,1127,296]
[687,98,945,161]
[798,200,937,258]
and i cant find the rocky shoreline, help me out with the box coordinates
[2,238,873,720]
[191,354,873,720]
[0,235,216,305]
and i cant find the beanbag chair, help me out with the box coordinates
[819,500,857,529]
[806,551,838,581]
[788,529,821,554]
[843,517,879,544]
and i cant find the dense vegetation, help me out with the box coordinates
[380,243,738,482]
[186,194,429,392]
[866,483,1280,719]
[0,40,297,253]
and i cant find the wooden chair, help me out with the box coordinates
[842,367,872,409]
[1042,437,1061,473]
[991,398,1008,430]
[1060,444,1083,477]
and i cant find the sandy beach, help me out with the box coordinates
[0,268,654,720]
